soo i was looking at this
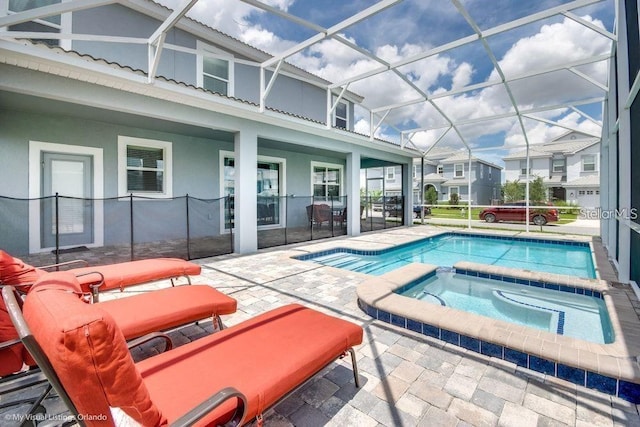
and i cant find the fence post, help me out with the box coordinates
[55,193,60,265]
[228,195,233,252]
[129,193,134,261]
[330,197,334,237]
[284,195,288,245]
[310,196,314,241]
[186,194,191,260]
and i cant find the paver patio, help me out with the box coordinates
[2,225,639,426]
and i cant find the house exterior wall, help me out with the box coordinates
[504,157,550,182]
[69,4,352,128]
[0,106,355,254]
[566,144,600,182]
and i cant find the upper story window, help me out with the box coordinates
[454,163,464,178]
[437,165,443,175]
[386,167,395,181]
[333,99,348,129]
[197,41,234,96]
[118,136,172,198]
[312,162,343,202]
[412,165,419,178]
[519,160,531,175]
[6,0,68,47]
[552,158,566,173]
[582,155,597,172]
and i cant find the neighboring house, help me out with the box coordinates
[503,131,601,208]
[372,149,502,206]
[413,151,503,205]
[0,1,415,255]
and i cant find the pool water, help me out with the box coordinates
[397,271,613,344]
[306,233,596,278]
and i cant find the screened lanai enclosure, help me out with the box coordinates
[0,0,637,283]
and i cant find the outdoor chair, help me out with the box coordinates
[306,203,332,227]
[0,250,202,301]
[1,271,237,376]
[3,275,363,426]
[0,274,238,424]
[332,207,347,226]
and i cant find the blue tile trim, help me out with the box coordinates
[504,348,528,367]
[480,341,503,358]
[460,336,480,352]
[558,364,586,386]
[586,372,617,395]
[529,356,555,375]
[454,268,604,301]
[356,297,638,403]
[441,330,460,345]
[618,381,640,404]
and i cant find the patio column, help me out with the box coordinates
[616,0,632,283]
[234,128,258,254]
[346,150,360,236]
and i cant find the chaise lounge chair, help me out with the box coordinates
[3,277,363,426]
[1,272,237,376]
[0,250,202,301]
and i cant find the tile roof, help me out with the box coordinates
[12,40,406,149]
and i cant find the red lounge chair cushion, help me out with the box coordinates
[137,304,363,425]
[98,285,237,339]
[0,250,46,289]
[24,286,165,426]
[0,298,24,376]
[70,258,202,292]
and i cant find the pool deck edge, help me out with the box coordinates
[356,262,640,402]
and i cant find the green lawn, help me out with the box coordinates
[428,207,483,219]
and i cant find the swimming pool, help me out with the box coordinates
[396,270,613,344]
[300,233,596,278]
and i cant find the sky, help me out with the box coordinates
[157,0,615,167]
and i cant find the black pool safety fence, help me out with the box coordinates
[0,194,408,266]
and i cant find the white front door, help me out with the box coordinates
[41,152,94,248]
[29,141,104,252]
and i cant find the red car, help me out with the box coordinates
[479,202,559,225]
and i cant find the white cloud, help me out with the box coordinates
[451,62,473,89]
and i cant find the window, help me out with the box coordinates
[596,190,600,195]
[7,0,69,48]
[586,190,594,195]
[386,167,395,181]
[552,158,566,173]
[118,137,172,197]
[582,155,597,172]
[579,190,586,196]
[489,168,492,179]
[437,165,444,175]
[520,160,531,175]
[413,165,420,179]
[312,162,343,201]
[333,99,348,129]
[197,41,234,96]
[449,186,459,197]
[221,152,286,229]
[454,163,464,178]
